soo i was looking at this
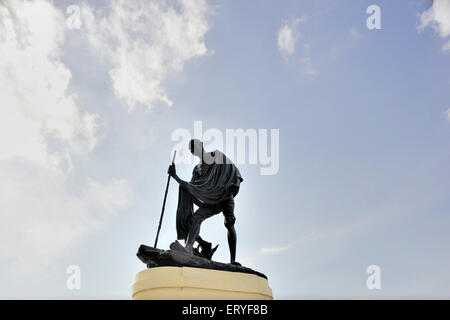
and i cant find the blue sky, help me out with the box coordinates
[0,0,449,299]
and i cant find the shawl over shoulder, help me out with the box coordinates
[176,151,243,240]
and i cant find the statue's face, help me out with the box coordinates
[189,140,203,157]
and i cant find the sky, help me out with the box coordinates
[0,0,449,299]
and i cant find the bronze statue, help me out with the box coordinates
[136,139,267,279]
[168,139,243,265]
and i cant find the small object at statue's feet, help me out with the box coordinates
[198,243,219,260]
[191,243,219,260]
[201,242,212,255]
[170,240,219,260]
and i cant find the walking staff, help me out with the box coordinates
[154,150,177,248]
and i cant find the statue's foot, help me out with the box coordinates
[231,261,241,266]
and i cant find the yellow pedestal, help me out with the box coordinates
[132,266,273,300]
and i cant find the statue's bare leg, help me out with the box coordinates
[223,195,238,264]
[186,205,220,253]
[225,223,237,263]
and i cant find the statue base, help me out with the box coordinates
[132,242,273,299]
[132,266,273,300]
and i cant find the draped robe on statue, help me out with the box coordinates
[176,150,243,241]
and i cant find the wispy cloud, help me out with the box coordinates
[277,16,317,77]
[260,232,321,256]
[259,215,372,259]
[260,244,292,255]
[418,0,450,52]
[277,16,308,60]
[299,56,317,77]
[349,27,362,40]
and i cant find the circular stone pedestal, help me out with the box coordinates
[132,266,273,300]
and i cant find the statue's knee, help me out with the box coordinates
[193,214,205,225]
[224,216,236,228]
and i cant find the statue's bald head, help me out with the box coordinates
[189,139,204,158]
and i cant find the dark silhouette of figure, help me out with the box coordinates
[168,139,242,265]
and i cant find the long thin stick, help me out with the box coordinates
[154,150,177,248]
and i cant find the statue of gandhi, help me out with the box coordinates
[168,139,243,265]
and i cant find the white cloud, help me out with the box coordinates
[0,164,131,273]
[277,23,297,58]
[277,16,316,76]
[418,0,450,52]
[0,0,98,168]
[277,16,307,59]
[446,108,450,123]
[0,0,131,280]
[81,0,212,111]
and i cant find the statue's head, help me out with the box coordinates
[189,139,204,158]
